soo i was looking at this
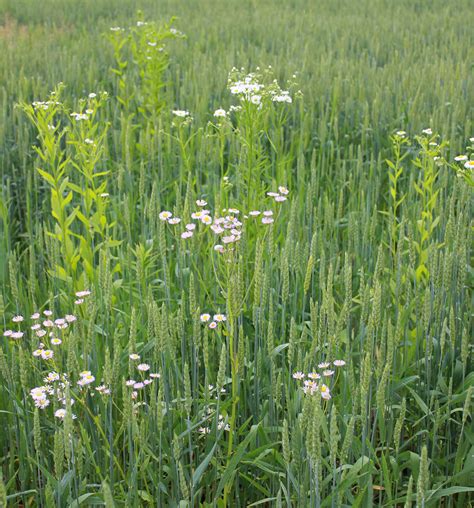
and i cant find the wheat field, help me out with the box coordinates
[0,0,473,506]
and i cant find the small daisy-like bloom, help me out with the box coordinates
[96,385,111,395]
[88,92,97,98]
[35,398,50,409]
[213,314,226,322]
[43,320,54,328]
[396,130,406,137]
[11,331,24,340]
[12,315,24,323]
[323,369,335,377]
[196,199,207,207]
[137,363,150,372]
[214,244,225,253]
[292,371,305,380]
[263,210,273,216]
[149,373,161,379]
[30,387,47,399]
[273,93,292,104]
[320,384,331,400]
[55,408,67,419]
[54,318,66,326]
[74,299,84,305]
[134,382,145,389]
[186,223,196,231]
[262,217,274,224]
[181,231,193,239]
[172,109,190,117]
[464,160,474,170]
[129,353,140,361]
[267,192,279,197]
[209,321,217,329]
[198,426,211,434]
[200,313,211,322]
[41,350,53,360]
[43,310,53,316]
[45,372,60,382]
[79,370,91,377]
[76,290,91,298]
[78,374,95,386]
[278,187,289,195]
[33,349,43,357]
[308,372,321,380]
[191,211,203,219]
[159,211,172,221]
[211,224,224,234]
[143,379,152,385]
[222,235,236,244]
[303,380,317,395]
[275,196,287,202]
[227,208,240,214]
[31,324,41,330]
[65,315,77,323]
[318,362,330,369]
[36,329,47,338]
[422,128,433,135]
[249,210,261,216]
[126,379,136,387]
[51,338,62,346]
[470,137,474,142]
[168,217,181,224]
[31,313,40,320]
[454,155,467,162]
[250,95,261,105]
[3,330,12,337]
[334,360,346,367]
[201,215,213,225]
[214,109,227,118]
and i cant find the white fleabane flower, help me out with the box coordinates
[214,109,227,118]
[55,408,67,419]
[41,350,54,360]
[159,211,172,221]
[172,110,190,118]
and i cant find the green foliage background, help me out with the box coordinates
[0,0,472,506]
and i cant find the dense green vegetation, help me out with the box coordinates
[0,0,473,506]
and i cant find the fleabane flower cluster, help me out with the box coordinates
[4,299,82,357]
[292,360,346,400]
[200,313,227,330]
[227,67,296,107]
[157,185,289,252]
[127,353,160,401]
